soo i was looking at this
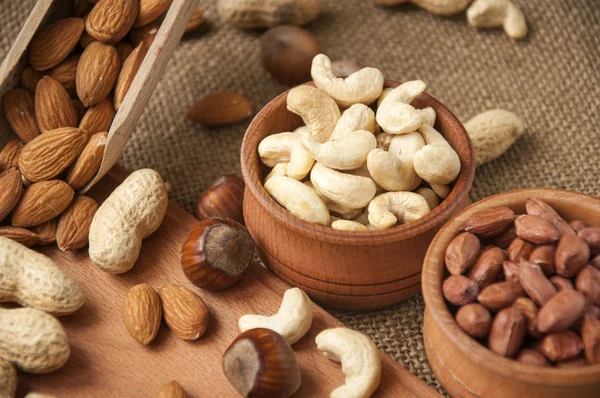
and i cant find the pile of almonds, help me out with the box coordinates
[0,0,203,251]
[442,198,600,367]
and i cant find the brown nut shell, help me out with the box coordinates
[86,0,139,44]
[0,139,24,170]
[3,89,39,142]
[181,218,254,291]
[11,180,74,227]
[195,175,245,225]
[28,18,84,71]
[56,196,99,251]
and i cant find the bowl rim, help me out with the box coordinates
[240,80,476,245]
[422,188,600,385]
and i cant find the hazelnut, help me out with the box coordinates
[223,328,301,398]
[195,175,245,224]
[261,25,322,85]
[181,218,254,291]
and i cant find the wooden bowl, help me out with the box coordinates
[422,189,600,397]
[240,80,475,311]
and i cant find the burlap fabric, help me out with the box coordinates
[2,0,600,395]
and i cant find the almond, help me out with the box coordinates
[48,55,80,97]
[575,266,600,307]
[57,196,99,251]
[0,168,23,222]
[114,43,148,110]
[157,381,187,398]
[115,41,134,67]
[11,180,74,227]
[158,284,210,341]
[519,261,557,306]
[467,246,506,288]
[20,67,45,93]
[185,8,204,33]
[515,215,560,244]
[550,275,574,292]
[74,0,93,17]
[18,127,89,182]
[581,315,600,364]
[555,234,590,277]
[30,218,58,245]
[86,0,139,44]
[28,18,84,71]
[35,76,78,133]
[0,139,24,170]
[79,96,115,134]
[528,245,556,276]
[513,297,542,338]
[2,89,40,142]
[579,227,600,252]
[540,331,583,362]
[187,92,253,127]
[478,281,525,311]
[537,289,586,333]
[72,98,88,122]
[442,275,479,306]
[76,41,120,106]
[444,232,481,275]
[65,132,107,190]
[459,206,515,238]
[129,21,159,47]
[122,283,162,345]
[135,0,172,27]
[0,226,40,247]
[455,303,491,338]
[488,307,526,358]
[507,237,535,263]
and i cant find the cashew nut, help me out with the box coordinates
[417,107,436,127]
[287,85,341,143]
[366,132,424,191]
[0,358,16,398]
[368,191,430,230]
[331,220,368,232]
[376,87,392,108]
[430,183,451,199]
[258,132,315,179]
[376,80,426,134]
[264,162,288,184]
[330,104,376,140]
[467,0,527,40]
[413,123,461,184]
[264,176,330,225]
[311,163,377,209]
[311,54,384,108]
[306,182,363,219]
[316,328,381,398]
[374,0,473,16]
[301,128,376,170]
[464,108,524,166]
[416,187,440,210]
[239,288,313,345]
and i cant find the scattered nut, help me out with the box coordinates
[181,218,254,291]
[217,0,321,29]
[187,92,252,127]
[373,0,472,16]
[223,328,301,398]
[466,0,528,40]
[261,26,321,85]
[158,284,210,341]
[195,175,245,224]
[157,381,188,398]
[123,283,162,345]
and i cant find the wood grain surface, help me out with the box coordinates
[15,166,439,398]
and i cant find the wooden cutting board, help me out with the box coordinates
[16,166,439,398]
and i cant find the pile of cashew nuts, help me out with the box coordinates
[259,54,461,231]
[239,287,381,398]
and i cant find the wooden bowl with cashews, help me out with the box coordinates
[241,65,476,310]
[422,189,600,397]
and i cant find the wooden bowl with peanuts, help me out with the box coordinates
[422,188,600,397]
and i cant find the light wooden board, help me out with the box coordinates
[16,166,439,398]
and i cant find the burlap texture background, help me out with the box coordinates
[2,0,600,395]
